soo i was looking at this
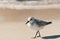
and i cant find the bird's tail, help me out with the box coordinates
[46,22,52,25]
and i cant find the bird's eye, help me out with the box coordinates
[30,19,32,20]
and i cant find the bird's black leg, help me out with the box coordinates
[37,31,41,37]
[33,30,39,38]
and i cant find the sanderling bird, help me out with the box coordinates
[25,17,52,38]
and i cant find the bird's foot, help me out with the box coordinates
[37,35,41,37]
[31,36,37,39]
[31,36,41,39]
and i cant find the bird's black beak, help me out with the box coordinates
[25,21,29,24]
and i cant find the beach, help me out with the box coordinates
[0,8,60,40]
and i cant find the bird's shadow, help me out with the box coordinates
[42,35,60,39]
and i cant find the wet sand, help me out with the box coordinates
[0,8,60,40]
[0,8,60,21]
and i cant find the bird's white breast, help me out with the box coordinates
[27,22,32,27]
[27,22,44,30]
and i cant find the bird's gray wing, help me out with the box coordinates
[35,19,48,26]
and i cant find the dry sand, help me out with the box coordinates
[0,8,60,40]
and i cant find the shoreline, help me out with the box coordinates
[0,8,60,22]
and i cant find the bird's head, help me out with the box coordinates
[25,17,34,24]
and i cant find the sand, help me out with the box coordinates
[0,8,60,40]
